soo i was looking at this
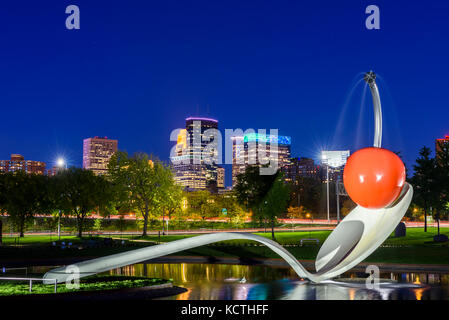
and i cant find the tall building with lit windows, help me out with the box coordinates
[0,154,46,174]
[83,136,118,175]
[435,135,449,166]
[217,166,225,189]
[285,157,318,183]
[171,117,219,191]
[436,135,449,154]
[231,133,291,187]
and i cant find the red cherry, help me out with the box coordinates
[343,147,406,209]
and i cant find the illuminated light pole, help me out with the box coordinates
[336,177,340,222]
[56,158,66,240]
[57,158,65,168]
[321,151,350,223]
[322,154,330,223]
[327,166,330,222]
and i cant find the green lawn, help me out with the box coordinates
[123,228,449,265]
[383,227,449,246]
[1,235,81,245]
[3,227,448,247]
[1,227,448,265]
[126,227,449,247]
[0,275,169,296]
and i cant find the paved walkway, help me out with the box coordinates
[2,226,335,238]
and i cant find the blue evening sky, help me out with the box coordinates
[0,1,448,186]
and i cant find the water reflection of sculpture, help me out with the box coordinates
[44,71,413,284]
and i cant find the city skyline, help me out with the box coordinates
[1,1,449,307]
[2,117,449,187]
[1,1,449,187]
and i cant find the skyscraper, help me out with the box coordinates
[436,135,449,154]
[217,166,225,189]
[231,133,291,187]
[285,157,318,183]
[0,154,46,174]
[171,117,219,191]
[435,135,449,166]
[83,136,118,175]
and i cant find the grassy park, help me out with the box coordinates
[119,227,449,246]
[0,275,170,296]
[1,227,448,266]
[2,147,449,269]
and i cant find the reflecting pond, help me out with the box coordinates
[102,263,449,300]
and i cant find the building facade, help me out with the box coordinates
[0,154,46,174]
[171,117,220,191]
[217,166,225,189]
[47,166,64,176]
[285,157,318,183]
[82,136,118,175]
[436,135,449,154]
[231,133,291,187]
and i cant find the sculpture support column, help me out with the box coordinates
[364,71,382,148]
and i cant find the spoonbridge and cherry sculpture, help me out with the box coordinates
[44,71,412,284]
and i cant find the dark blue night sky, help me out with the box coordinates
[1,1,448,186]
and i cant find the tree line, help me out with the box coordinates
[0,151,249,238]
[0,168,116,237]
[234,166,290,240]
[410,141,449,232]
[2,142,447,239]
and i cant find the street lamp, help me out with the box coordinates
[57,158,65,168]
[321,150,350,224]
[321,154,330,223]
[56,157,66,240]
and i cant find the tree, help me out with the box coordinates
[108,151,174,236]
[217,194,247,225]
[117,213,127,234]
[157,174,183,234]
[55,168,113,237]
[286,206,309,219]
[234,166,289,240]
[411,147,437,232]
[187,190,218,221]
[289,176,321,214]
[234,165,277,215]
[94,218,102,233]
[341,198,357,217]
[0,174,3,243]
[0,173,5,244]
[434,141,449,234]
[0,174,6,213]
[0,174,6,242]
[0,172,50,237]
[260,173,290,240]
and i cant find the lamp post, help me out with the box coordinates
[322,154,330,223]
[336,177,340,223]
[58,211,61,240]
[56,158,66,240]
[321,151,349,224]
[326,164,330,223]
